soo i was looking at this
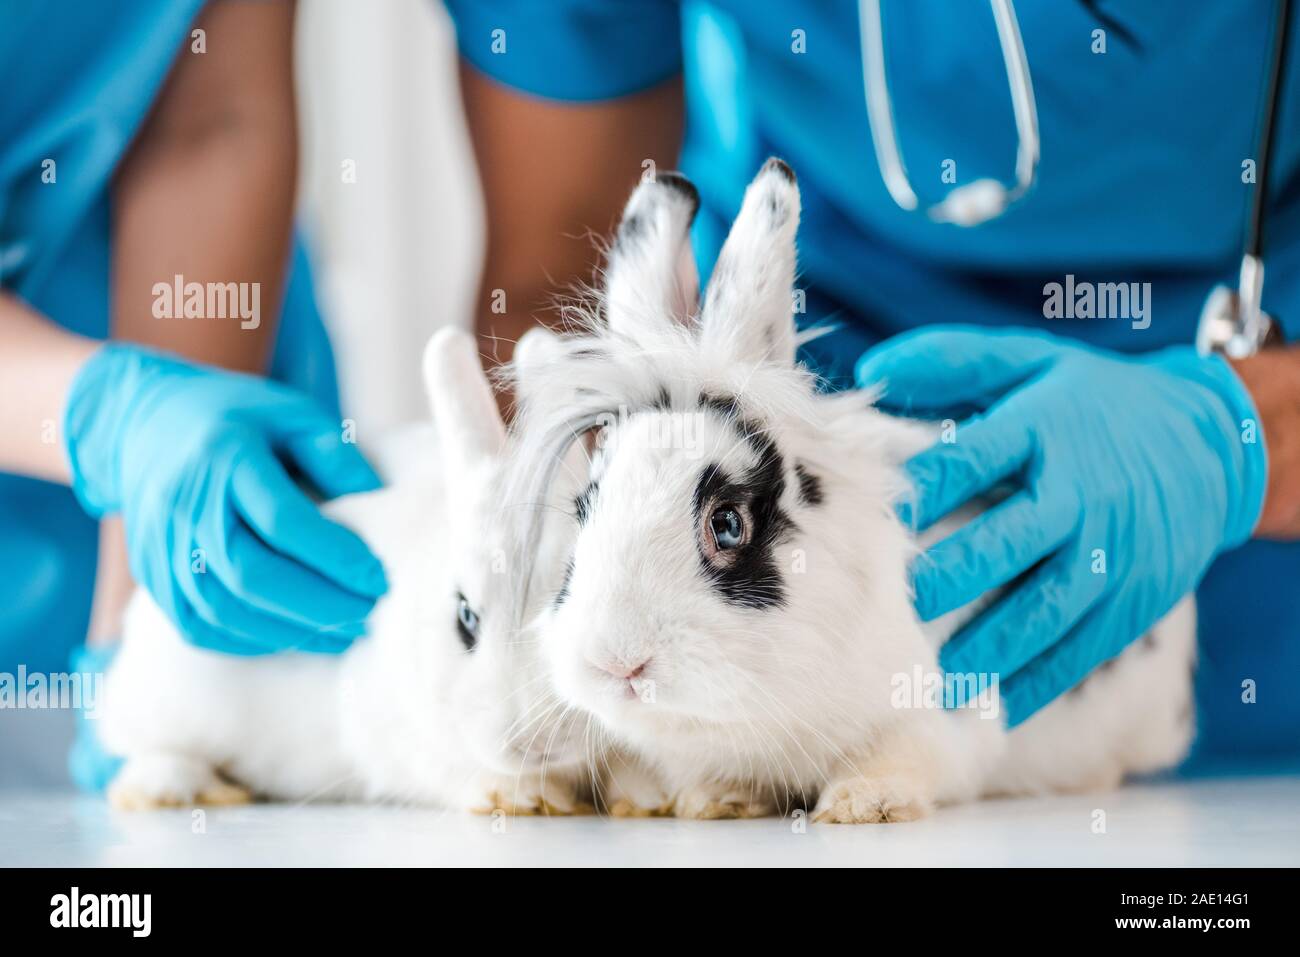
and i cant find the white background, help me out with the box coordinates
[296,0,483,434]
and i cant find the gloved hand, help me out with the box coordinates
[64,344,387,655]
[68,643,123,793]
[856,327,1267,725]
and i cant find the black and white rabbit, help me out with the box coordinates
[99,328,590,814]
[507,160,1196,822]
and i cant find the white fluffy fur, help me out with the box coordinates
[510,159,1197,822]
[99,164,1196,824]
[99,328,591,813]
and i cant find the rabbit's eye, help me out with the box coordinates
[710,506,745,550]
[456,593,480,651]
[699,496,752,566]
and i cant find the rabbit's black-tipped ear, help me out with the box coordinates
[423,327,505,473]
[700,158,800,366]
[603,172,700,339]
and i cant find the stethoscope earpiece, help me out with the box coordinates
[859,0,1038,226]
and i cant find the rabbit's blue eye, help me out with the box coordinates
[456,594,480,651]
[710,507,744,550]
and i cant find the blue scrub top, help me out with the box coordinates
[0,1,341,677]
[445,0,1300,766]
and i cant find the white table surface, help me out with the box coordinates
[2,775,1296,867]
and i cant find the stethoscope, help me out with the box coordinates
[858,0,1290,356]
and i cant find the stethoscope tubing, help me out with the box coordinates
[858,0,1039,224]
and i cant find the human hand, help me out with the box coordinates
[64,344,387,655]
[856,327,1266,724]
[67,643,123,793]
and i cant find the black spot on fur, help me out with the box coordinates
[692,430,793,610]
[764,157,796,184]
[574,480,599,526]
[616,174,699,255]
[794,463,824,507]
[700,391,743,420]
[557,391,792,612]
[655,171,700,218]
[699,392,770,458]
[554,557,575,609]
[617,211,645,248]
[649,385,672,411]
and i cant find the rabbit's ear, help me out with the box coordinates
[423,327,505,473]
[603,172,700,339]
[511,324,565,410]
[699,158,800,366]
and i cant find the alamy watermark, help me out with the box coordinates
[152,273,260,330]
[50,887,151,937]
[0,666,104,718]
[594,405,707,459]
[890,665,1000,720]
[1043,274,1150,330]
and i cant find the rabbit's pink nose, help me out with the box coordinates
[591,657,649,680]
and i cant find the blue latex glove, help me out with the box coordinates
[64,344,387,655]
[68,643,124,793]
[855,327,1267,725]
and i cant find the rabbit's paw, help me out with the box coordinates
[608,798,673,818]
[673,782,775,820]
[465,771,593,817]
[108,753,251,811]
[812,773,932,824]
[601,756,673,817]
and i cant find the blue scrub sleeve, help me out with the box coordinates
[442,0,682,101]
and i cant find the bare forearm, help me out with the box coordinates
[459,63,684,376]
[112,128,293,370]
[1232,347,1300,537]
[111,0,298,372]
[93,0,300,638]
[0,295,98,483]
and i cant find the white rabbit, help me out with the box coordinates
[506,160,1197,822]
[99,328,591,814]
